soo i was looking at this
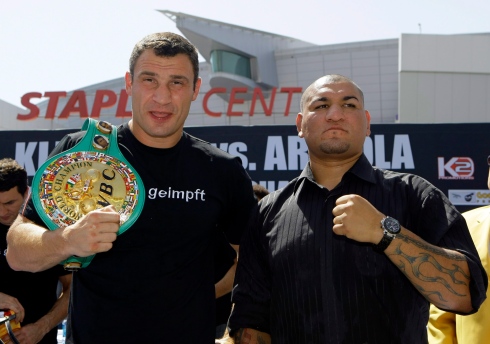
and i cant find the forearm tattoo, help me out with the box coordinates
[388,233,469,303]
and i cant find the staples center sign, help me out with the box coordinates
[17,87,303,120]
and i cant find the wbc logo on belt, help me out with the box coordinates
[38,151,139,227]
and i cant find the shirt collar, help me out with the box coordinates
[294,153,376,193]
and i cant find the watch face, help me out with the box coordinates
[383,217,401,234]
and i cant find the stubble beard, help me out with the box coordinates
[319,141,350,155]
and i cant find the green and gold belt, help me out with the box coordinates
[32,118,145,271]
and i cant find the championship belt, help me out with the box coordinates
[32,118,145,271]
[0,311,20,344]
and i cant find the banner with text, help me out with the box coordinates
[1,123,488,212]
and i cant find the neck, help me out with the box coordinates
[309,153,361,190]
[128,120,183,149]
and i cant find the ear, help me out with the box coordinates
[296,113,304,138]
[365,110,371,137]
[192,78,202,101]
[125,72,132,96]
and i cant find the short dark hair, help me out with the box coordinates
[129,32,200,89]
[0,158,28,195]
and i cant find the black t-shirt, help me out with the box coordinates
[1,223,69,344]
[23,124,256,343]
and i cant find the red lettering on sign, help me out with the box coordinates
[17,86,304,120]
[203,87,303,118]
[203,88,226,117]
[59,91,89,119]
[45,92,67,119]
[227,88,247,116]
[17,92,42,120]
[249,87,276,116]
[92,90,117,118]
[115,89,132,118]
[280,87,302,116]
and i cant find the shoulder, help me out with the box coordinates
[375,168,439,193]
[47,130,86,157]
[258,178,299,211]
[372,168,457,214]
[352,157,437,194]
[58,129,86,146]
[375,167,429,184]
[183,132,241,163]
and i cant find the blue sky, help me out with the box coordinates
[1,0,489,108]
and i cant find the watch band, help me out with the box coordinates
[32,118,145,271]
[373,230,395,252]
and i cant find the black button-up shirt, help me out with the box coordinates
[229,154,487,344]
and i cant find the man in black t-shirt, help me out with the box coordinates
[0,158,71,344]
[6,33,255,344]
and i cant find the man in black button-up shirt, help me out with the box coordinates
[229,74,488,344]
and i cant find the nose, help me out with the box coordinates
[325,104,344,121]
[152,84,172,105]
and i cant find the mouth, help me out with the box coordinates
[149,111,172,120]
[329,125,345,130]
[324,126,346,134]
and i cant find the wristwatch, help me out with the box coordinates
[373,216,401,252]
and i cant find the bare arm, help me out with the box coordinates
[333,194,472,313]
[232,328,271,344]
[13,274,72,344]
[215,244,238,298]
[6,206,120,272]
[385,228,470,312]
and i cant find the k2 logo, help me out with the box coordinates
[437,157,474,180]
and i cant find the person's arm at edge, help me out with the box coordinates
[215,244,238,298]
[427,303,457,344]
[28,273,72,340]
[232,328,271,344]
[6,214,71,272]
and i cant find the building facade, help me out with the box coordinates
[1,10,489,131]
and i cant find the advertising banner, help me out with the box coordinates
[1,123,488,212]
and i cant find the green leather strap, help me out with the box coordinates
[32,118,145,271]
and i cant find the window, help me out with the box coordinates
[210,50,251,79]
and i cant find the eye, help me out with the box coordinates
[170,78,187,87]
[315,104,328,109]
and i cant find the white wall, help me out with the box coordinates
[399,33,490,123]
